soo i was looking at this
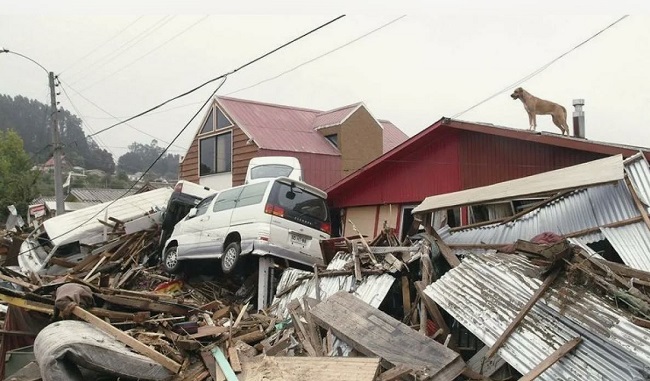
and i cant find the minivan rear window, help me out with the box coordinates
[268,182,329,232]
[251,164,293,179]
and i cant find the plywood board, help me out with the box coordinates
[309,291,465,381]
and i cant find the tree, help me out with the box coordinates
[117,140,179,179]
[0,130,39,220]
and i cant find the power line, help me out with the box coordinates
[68,16,175,84]
[59,16,144,75]
[86,14,346,139]
[80,16,210,91]
[228,15,406,96]
[452,15,629,119]
[60,81,189,151]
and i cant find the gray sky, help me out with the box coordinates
[2,1,650,162]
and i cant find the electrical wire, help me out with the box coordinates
[16,15,345,258]
[85,14,345,139]
[60,81,189,151]
[227,15,406,96]
[80,15,210,91]
[59,16,144,75]
[68,16,175,84]
[452,15,629,119]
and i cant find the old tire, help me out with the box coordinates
[162,245,182,274]
[221,242,241,274]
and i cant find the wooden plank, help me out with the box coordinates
[309,291,465,381]
[631,316,650,329]
[227,347,242,373]
[425,226,461,268]
[288,303,318,356]
[414,281,449,337]
[485,268,560,360]
[71,306,181,373]
[519,337,582,381]
[264,335,291,356]
[401,276,411,318]
[188,326,228,339]
[232,330,265,344]
[240,357,380,381]
[211,347,238,381]
[0,273,36,290]
[200,351,217,381]
[376,365,413,381]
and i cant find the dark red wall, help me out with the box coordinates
[458,131,606,189]
[258,149,342,191]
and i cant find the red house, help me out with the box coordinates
[326,117,650,238]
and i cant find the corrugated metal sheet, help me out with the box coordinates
[271,252,396,320]
[43,188,173,246]
[601,222,650,272]
[425,252,650,381]
[444,182,638,245]
[69,188,138,203]
[625,153,650,208]
[312,103,360,129]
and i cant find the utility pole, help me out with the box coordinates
[49,72,65,215]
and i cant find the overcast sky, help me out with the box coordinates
[2,1,650,162]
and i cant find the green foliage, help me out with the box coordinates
[117,139,179,179]
[0,94,115,174]
[0,130,39,220]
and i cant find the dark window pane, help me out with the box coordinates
[251,164,293,179]
[237,181,269,208]
[216,108,232,129]
[216,133,232,173]
[213,187,241,212]
[200,109,214,134]
[325,134,338,147]
[270,182,328,222]
[194,194,216,217]
[199,137,215,175]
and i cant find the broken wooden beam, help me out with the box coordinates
[485,268,560,360]
[424,226,461,268]
[71,306,181,373]
[212,347,238,381]
[518,337,582,381]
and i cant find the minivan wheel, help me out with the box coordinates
[221,242,241,274]
[163,245,182,273]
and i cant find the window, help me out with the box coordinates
[270,182,328,222]
[216,108,232,129]
[251,164,293,180]
[325,134,338,148]
[190,194,216,218]
[213,188,241,212]
[199,110,214,134]
[200,133,232,176]
[237,182,269,208]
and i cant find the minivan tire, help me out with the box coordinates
[162,245,183,274]
[221,242,241,274]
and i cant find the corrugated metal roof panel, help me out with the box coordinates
[424,252,650,380]
[69,188,138,203]
[625,153,650,209]
[602,222,650,272]
[270,252,396,320]
[379,120,409,154]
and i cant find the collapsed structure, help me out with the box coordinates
[0,152,650,380]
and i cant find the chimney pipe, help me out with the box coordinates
[572,99,585,139]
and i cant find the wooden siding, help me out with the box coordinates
[232,127,259,186]
[179,139,199,183]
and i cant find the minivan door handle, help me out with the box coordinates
[199,216,210,222]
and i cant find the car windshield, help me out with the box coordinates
[251,164,293,179]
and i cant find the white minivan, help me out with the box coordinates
[244,156,302,184]
[161,177,330,274]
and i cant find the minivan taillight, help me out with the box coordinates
[320,222,331,235]
[264,203,285,217]
[174,182,183,193]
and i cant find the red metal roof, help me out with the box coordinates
[215,96,406,156]
[312,103,361,129]
[379,119,409,153]
[327,117,650,208]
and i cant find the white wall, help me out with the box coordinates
[199,172,232,190]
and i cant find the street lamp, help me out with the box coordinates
[1,48,65,215]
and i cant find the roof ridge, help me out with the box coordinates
[316,102,363,116]
[216,95,322,113]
